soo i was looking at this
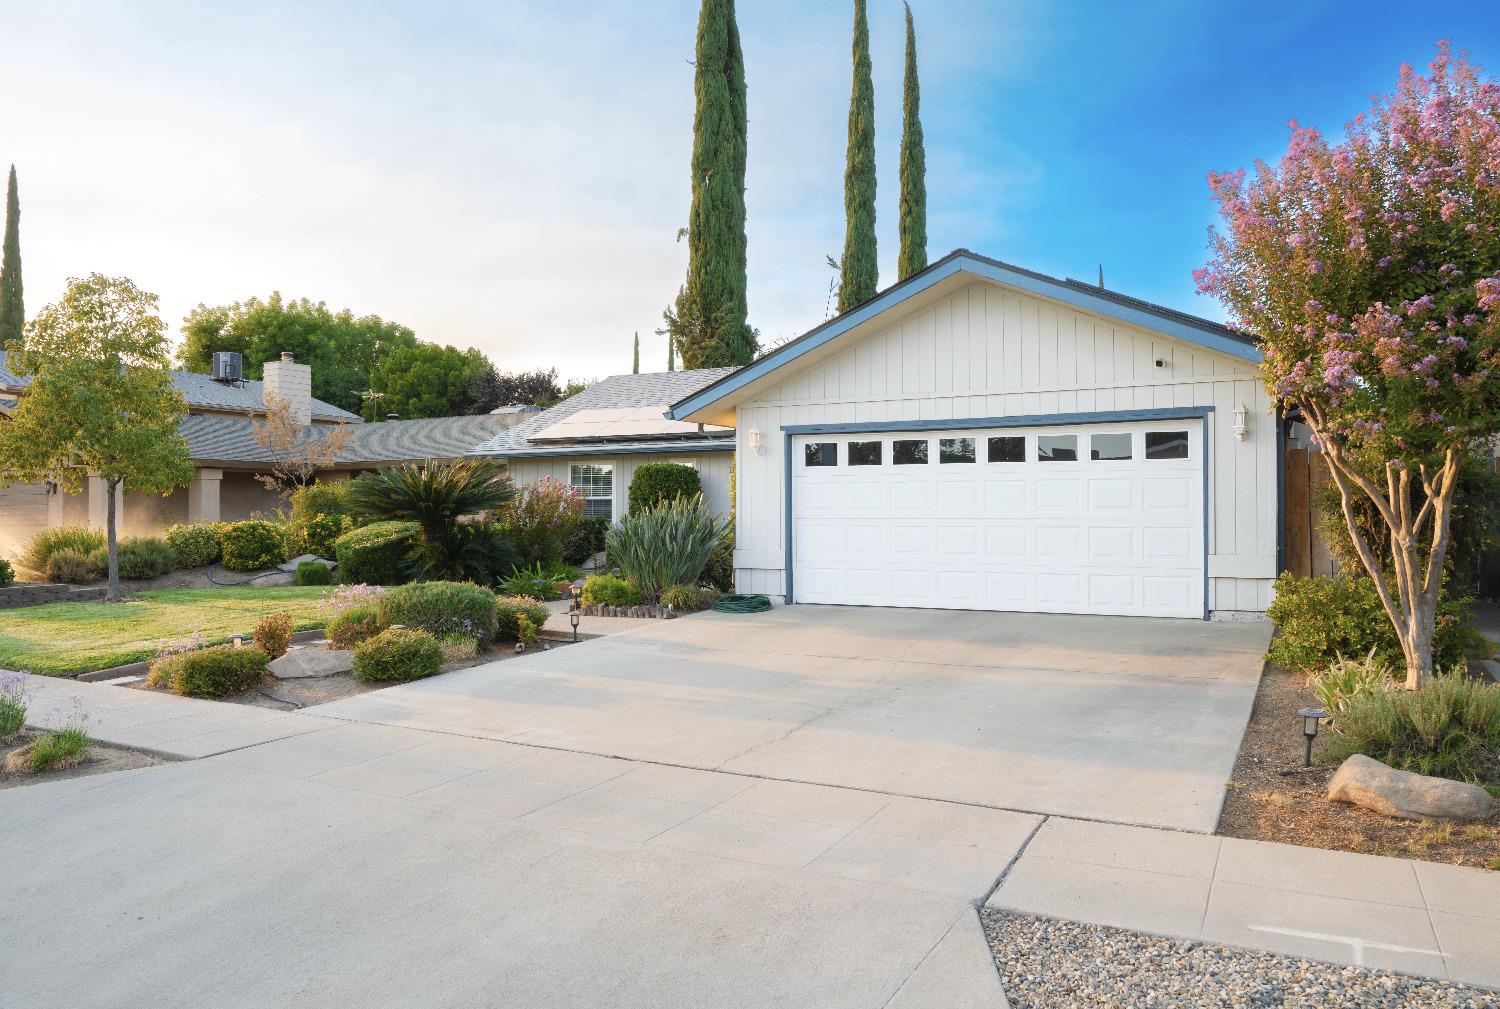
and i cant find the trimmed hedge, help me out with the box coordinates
[334,521,419,586]
[326,605,384,649]
[1266,573,1472,673]
[496,595,551,641]
[150,645,269,699]
[165,523,221,568]
[353,627,443,683]
[295,560,334,586]
[378,581,498,645]
[627,462,701,514]
[581,573,638,606]
[220,520,290,572]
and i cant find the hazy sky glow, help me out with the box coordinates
[4,1,1498,381]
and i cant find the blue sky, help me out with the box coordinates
[3,1,1497,379]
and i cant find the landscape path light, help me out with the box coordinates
[1298,707,1326,768]
[570,609,581,643]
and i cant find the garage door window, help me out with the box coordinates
[988,436,1025,463]
[939,437,975,464]
[1146,431,1190,460]
[848,440,883,466]
[893,439,929,465]
[1091,433,1133,461]
[1037,434,1077,462]
[804,442,838,467]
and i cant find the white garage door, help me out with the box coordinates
[790,421,1205,618]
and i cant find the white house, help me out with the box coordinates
[667,249,1278,620]
[469,369,739,523]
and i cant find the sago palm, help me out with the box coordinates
[349,459,516,581]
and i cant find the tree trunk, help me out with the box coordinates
[1312,426,1458,691]
[106,476,121,603]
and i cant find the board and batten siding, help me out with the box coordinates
[505,451,734,522]
[733,278,1278,614]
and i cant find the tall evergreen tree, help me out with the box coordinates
[897,3,927,281]
[0,166,22,347]
[663,0,757,369]
[667,334,676,371]
[838,0,878,312]
[632,331,640,373]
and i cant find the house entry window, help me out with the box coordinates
[570,463,614,520]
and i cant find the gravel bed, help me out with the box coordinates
[980,910,1498,1008]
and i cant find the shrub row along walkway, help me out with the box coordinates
[987,815,1500,989]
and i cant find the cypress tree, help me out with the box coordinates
[667,334,676,371]
[632,331,640,373]
[0,166,21,347]
[838,0,878,312]
[663,0,757,369]
[897,3,927,281]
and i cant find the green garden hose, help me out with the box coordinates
[711,594,772,613]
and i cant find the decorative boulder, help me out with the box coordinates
[1327,754,1494,821]
[267,647,354,680]
[278,554,335,573]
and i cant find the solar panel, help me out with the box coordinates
[529,406,732,443]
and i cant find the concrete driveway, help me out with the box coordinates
[315,605,1270,833]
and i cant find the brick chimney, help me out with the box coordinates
[262,351,313,425]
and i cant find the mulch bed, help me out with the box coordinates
[1218,664,1500,869]
[0,729,168,789]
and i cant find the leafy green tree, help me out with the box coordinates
[179,294,417,413]
[369,343,490,420]
[897,3,927,281]
[667,333,676,371]
[632,331,640,374]
[662,0,758,369]
[0,166,21,347]
[0,275,194,601]
[839,0,878,311]
[464,366,565,413]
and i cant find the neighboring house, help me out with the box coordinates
[0,351,526,557]
[668,249,1277,620]
[469,369,739,522]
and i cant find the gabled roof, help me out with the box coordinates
[668,248,1259,421]
[469,368,738,459]
[182,413,524,468]
[0,350,361,422]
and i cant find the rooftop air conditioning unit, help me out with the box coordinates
[212,351,244,384]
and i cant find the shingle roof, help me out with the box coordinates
[0,350,360,422]
[468,368,739,459]
[181,413,525,468]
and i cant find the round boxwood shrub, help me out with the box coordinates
[581,573,639,607]
[253,611,295,659]
[294,512,353,559]
[496,595,552,641]
[353,627,443,683]
[295,560,334,586]
[334,521,420,586]
[326,605,384,649]
[45,549,95,584]
[0,558,13,588]
[220,520,290,572]
[378,580,498,645]
[115,536,177,579]
[627,462,702,514]
[660,584,702,612]
[150,645,269,699]
[164,523,221,568]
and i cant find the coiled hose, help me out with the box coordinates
[710,594,772,614]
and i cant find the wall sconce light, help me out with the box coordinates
[748,425,764,456]
[1233,402,1250,442]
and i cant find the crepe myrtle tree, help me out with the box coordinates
[1196,42,1500,689]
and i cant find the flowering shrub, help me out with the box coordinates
[1197,43,1500,687]
[150,645,268,698]
[495,595,551,641]
[326,605,384,649]
[0,671,31,740]
[499,476,585,567]
[319,582,386,620]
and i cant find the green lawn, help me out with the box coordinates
[0,586,333,675]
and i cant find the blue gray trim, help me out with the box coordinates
[780,405,1215,619]
[474,441,733,460]
[783,431,795,604]
[781,406,1213,437]
[668,249,1258,420]
[1202,415,1211,621]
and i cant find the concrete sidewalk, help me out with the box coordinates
[988,815,1500,988]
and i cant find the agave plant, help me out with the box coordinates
[605,494,723,600]
[349,459,518,583]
